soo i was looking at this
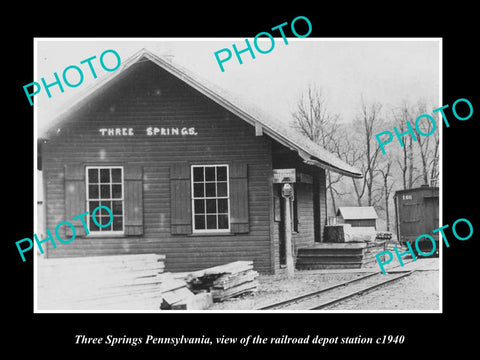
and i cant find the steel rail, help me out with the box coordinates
[257,268,415,310]
[308,270,415,310]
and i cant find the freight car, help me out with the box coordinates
[393,185,439,256]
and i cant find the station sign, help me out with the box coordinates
[273,168,296,184]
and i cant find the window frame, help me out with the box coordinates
[191,164,231,234]
[85,165,125,235]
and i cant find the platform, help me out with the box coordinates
[295,241,387,270]
[295,257,440,275]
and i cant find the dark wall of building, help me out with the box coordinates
[42,60,276,273]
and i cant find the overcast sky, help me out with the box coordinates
[35,38,440,135]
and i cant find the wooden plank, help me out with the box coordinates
[207,261,253,274]
[105,272,172,287]
[211,280,258,301]
[38,274,169,293]
[38,270,172,301]
[40,268,164,284]
[38,253,165,266]
[212,270,259,290]
[187,261,253,279]
[161,287,194,306]
[160,279,189,293]
[38,263,165,277]
[39,264,164,274]
[38,271,177,308]
[39,285,165,306]
[37,256,171,309]
[65,290,164,309]
[171,292,213,310]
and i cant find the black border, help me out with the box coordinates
[7,6,479,356]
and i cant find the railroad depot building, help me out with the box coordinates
[38,49,362,274]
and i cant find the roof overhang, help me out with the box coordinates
[41,48,363,179]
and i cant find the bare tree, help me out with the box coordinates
[412,102,440,186]
[377,156,395,231]
[429,135,440,187]
[392,103,422,189]
[350,99,384,206]
[291,84,344,213]
[292,84,340,146]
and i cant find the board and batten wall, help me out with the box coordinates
[41,60,276,273]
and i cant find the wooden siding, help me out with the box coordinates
[344,219,377,228]
[41,60,274,273]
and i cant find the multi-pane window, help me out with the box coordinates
[191,165,230,232]
[86,167,124,233]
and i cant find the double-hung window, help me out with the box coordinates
[191,165,230,232]
[86,166,124,233]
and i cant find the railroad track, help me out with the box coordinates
[257,270,416,310]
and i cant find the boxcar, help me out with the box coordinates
[393,185,439,256]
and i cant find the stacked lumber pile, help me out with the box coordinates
[37,254,216,310]
[184,261,259,302]
[38,256,257,309]
[159,278,212,310]
[37,254,167,310]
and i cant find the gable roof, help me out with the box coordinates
[41,48,362,178]
[336,206,378,220]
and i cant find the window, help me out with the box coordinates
[86,166,124,233]
[191,165,230,232]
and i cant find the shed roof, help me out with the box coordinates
[336,206,378,220]
[40,48,362,178]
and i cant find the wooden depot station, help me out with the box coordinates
[37,49,378,275]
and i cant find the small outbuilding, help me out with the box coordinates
[336,206,378,229]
